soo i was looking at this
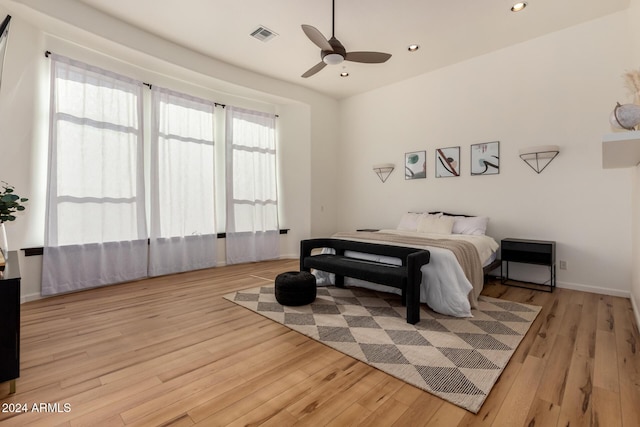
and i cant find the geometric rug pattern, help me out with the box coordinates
[224,285,541,413]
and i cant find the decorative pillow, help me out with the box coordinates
[396,212,425,231]
[417,214,454,234]
[451,216,489,235]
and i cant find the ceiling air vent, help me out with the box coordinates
[250,25,278,42]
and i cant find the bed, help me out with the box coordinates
[312,212,500,317]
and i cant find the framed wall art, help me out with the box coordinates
[435,146,460,178]
[470,141,500,175]
[405,150,426,180]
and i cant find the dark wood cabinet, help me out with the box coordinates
[501,238,556,292]
[0,251,20,394]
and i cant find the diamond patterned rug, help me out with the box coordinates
[224,285,540,413]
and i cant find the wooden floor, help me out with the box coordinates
[1,259,639,426]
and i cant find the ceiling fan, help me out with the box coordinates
[301,0,392,78]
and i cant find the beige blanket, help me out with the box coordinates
[332,231,484,307]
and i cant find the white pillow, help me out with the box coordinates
[451,216,489,235]
[396,212,425,231]
[417,214,454,234]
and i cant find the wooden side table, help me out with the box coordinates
[501,238,556,292]
[0,251,20,394]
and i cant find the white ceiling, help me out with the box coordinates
[69,0,630,99]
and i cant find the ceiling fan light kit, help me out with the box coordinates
[323,53,344,65]
[301,0,391,78]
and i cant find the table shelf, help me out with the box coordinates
[501,238,556,292]
[602,131,640,168]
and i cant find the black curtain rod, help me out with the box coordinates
[140,82,225,108]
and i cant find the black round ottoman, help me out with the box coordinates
[275,271,317,306]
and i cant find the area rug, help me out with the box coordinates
[224,285,540,413]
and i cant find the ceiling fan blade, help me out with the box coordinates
[301,25,332,51]
[345,51,392,64]
[301,61,327,78]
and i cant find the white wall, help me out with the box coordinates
[337,11,634,297]
[0,1,340,300]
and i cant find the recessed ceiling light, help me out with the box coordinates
[408,44,420,52]
[511,2,527,12]
[340,72,349,77]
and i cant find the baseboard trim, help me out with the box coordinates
[21,292,43,304]
[556,280,630,298]
[631,293,640,330]
[486,276,631,299]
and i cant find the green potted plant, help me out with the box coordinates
[0,181,28,256]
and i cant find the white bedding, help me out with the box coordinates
[313,229,499,318]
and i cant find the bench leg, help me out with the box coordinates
[405,281,420,325]
[335,275,345,288]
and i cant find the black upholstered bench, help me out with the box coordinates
[300,238,430,324]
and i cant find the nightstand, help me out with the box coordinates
[501,238,556,292]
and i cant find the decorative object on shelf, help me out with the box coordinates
[0,181,28,256]
[435,146,460,178]
[519,145,560,174]
[624,68,640,104]
[405,150,426,180]
[471,141,500,175]
[372,163,395,183]
[610,102,640,131]
[610,68,640,131]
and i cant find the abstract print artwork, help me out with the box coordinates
[471,141,500,175]
[405,150,426,180]
[435,146,460,178]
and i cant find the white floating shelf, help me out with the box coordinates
[602,130,640,168]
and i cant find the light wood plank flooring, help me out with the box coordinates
[1,259,639,426]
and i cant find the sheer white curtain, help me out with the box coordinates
[42,54,148,296]
[149,87,217,276]
[225,106,279,264]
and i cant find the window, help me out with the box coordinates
[225,106,279,264]
[43,54,280,293]
[43,54,148,295]
[149,87,217,275]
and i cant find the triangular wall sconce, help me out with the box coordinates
[373,163,395,183]
[519,145,559,174]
